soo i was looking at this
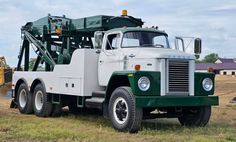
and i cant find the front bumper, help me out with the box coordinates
[136,95,219,108]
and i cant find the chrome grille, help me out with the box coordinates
[168,60,189,93]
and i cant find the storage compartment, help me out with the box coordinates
[53,49,102,96]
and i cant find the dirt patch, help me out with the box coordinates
[215,75,236,106]
[0,127,11,133]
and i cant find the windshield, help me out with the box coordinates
[122,31,169,48]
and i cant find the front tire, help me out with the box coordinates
[178,106,211,127]
[109,87,142,133]
[33,84,52,117]
[17,83,33,114]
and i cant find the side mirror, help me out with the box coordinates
[194,38,201,59]
[94,31,104,49]
[194,38,202,54]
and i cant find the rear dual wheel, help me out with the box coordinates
[17,83,62,117]
[33,84,52,117]
[17,83,33,114]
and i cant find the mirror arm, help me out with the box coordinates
[175,37,185,52]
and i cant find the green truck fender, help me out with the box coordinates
[104,71,161,103]
[104,71,218,108]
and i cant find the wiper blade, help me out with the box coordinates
[140,44,154,47]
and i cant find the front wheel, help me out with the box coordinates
[178,106,211,127]
[109,87,142,133]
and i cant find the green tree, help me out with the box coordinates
[29,58,37,70]
[29,58,44,71]
[203,53,219,63]
[196,59,203,63]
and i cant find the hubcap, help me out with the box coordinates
[113,97,128,124]
[19,89,27,108]
[35,91,43,111]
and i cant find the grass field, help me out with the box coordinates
[0,76,236,142]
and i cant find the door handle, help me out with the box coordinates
[128,54,135,58]
[99,60,103,63]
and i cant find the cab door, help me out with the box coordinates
[98,32,122,86]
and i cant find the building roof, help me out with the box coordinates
[196,63,236,70]
[216,58,235,63]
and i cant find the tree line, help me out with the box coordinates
[196,53,219,63]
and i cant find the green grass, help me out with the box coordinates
[0,109,236,142]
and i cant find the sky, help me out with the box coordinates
[0,0,236,66]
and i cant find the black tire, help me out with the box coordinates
[51,104,62,117]
[16,83,33,114]
[178,106,211,127]
[68,103,80,115]
[32,84,52,117]
[108,87,143,133]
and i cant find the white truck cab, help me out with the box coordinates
[98,28,195,96]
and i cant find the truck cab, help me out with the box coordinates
[98,28,195,89]
[93,27,218,132]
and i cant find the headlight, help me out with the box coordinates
[138,76,150,91]
[202,78,213,91]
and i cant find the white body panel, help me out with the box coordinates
[13,49,102,97]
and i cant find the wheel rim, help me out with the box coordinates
[35,90,43,111]
[19,89,27,108]
[113,97,129,125]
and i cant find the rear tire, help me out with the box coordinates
[33,84,52,117]
[178,106,211,127]
[68,103,80,115]
[109,87,142,133]
[17,83,33,114]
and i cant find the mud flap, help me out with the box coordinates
[103,103,109,119]
[10,99,17,108]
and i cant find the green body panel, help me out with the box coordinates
[31,15,144,35]
[136,95,219,108]
[194,72,215,96]
[72,15,143,31]
[128,71,161,96]
[112,71,216,97]
[111,71,161,96]
[111,71,218,108]
[32,16,71,35]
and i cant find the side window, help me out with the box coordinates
[106,34,120,50]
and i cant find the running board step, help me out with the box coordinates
[92,91,105,98]
[85,97,105,110]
